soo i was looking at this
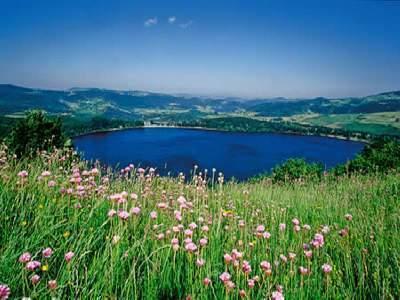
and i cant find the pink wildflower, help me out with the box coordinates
[31,274,40,285]
[203,277,212,286]
[196,258,205,267]
[118,210,130,220]
[185,242,197,253]
[130,207,141,215]
[322,263,332,274]
[48,280,57,290]
[65,251,75,262]
[26,261,41,271]
[19,252,32,263]
[219,272,231,282]
[42,247,53,258]
[0,284,10,300]
[150,211,157,219]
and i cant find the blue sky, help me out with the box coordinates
[0,0,399,98]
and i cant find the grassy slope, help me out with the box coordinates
[0,148,399,299]
[290,112,400,136]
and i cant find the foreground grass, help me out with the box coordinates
[0,148,399,299]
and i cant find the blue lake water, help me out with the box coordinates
[73,128,364,180]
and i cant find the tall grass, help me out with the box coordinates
[0,147,399,299]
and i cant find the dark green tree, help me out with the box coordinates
[7,110,66,157]
[271,158,324,183]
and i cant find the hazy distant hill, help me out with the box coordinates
[1,84,399,137]
[1,84,399,118]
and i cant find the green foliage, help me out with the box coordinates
[6,110,66,157]
[0,147,399,299]
[271,158,324,183]
[334,138,400,175]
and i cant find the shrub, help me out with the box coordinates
[271,158,323,183]
[7,110,66,157]
[333,137,400,175]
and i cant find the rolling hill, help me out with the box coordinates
[0,84,399,137]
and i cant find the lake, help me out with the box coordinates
[73,128,364,180]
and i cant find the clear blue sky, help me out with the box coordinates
[0,0,399,98]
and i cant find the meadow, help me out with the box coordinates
[0,146,399,299]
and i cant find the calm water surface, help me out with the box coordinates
[74,128,364,180]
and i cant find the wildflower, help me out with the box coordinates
[65,251,75,262]
[239,290,247,298]
[42,247,53,258]
[225,281,235,291]
[299,266,309,275]
[41,264,49,272]
[19,252,32,263]
[345,213,353,221]
[26,261,41,271]
[150,211,157,219]
[339,228,349,237]
[196,258,205,267]
[172,244,180,251]
[263,231,271,239]
[238,220,245,227]
[322,263,332,274]
[48,280,57,290]
[256,224,265,233]
[130,207,141,215]
[219,272,231,282]
[171,238,179,245]
[304,250,313,259]
[91,168,99,176]
[201,225,209,232]
[188,222,197,230]
[288,252,296,261]
[294,225,301,232]
[157,233,165,240]
[311,233,324,248]
[224,253,233,264]
[184,229,193,237]
[231,249,243,260]
[177,195,186,205]
[248,279,255,288]
[272,291,284,300]
[47,180,56,187]
[242,260,252,274]
[280,254,288,263]
[292,218,300,226]
[303,224,311,231]
[63,231,71,238]
[31,274,40,285]
[260,260,271,272]
[203,277,212,286]
[174,211,182,221]
[118,210,130,220]
[112,235,120,244]
[279,223,286,231]
[157,202,168,209]
[0,284,10,300]
[185,242,197,253]
[41,171,51,177]
[18,170,28,178]
[199,238,208,246]
[130,193,138,200]
[321,225,330,234]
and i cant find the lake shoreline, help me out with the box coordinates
[73,124,369,143]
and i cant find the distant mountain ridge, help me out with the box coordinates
[1,84,399,119]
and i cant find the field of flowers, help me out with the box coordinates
[0,146,399,299]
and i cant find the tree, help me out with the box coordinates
[271,158,324,183]
[7,110,66,157]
